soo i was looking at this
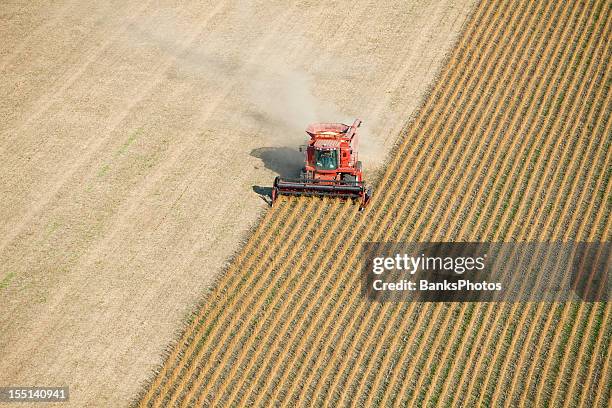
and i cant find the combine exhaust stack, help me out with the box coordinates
[270,119,372,209]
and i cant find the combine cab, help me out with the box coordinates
[272,119,372,208]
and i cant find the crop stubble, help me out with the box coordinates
[138,0,611,406]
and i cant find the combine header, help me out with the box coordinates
[272,119,372,208]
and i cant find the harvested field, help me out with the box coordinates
[139,0,611,406]
[0,0,474,406]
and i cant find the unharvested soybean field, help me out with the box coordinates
[139,0,611,406]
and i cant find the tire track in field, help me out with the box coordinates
[0,0,80,73]
[0,2,233,387]
[0,0,213,256]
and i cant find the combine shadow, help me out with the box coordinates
[251,147,303,206]
[252,186,273,206]
[250,147,303,178]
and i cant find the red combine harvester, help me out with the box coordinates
[272,119,372,208]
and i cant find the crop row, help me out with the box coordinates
[138,0,611,406]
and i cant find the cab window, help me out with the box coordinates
[315,149,339,170]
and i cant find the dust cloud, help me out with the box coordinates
[122,4,384,172]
